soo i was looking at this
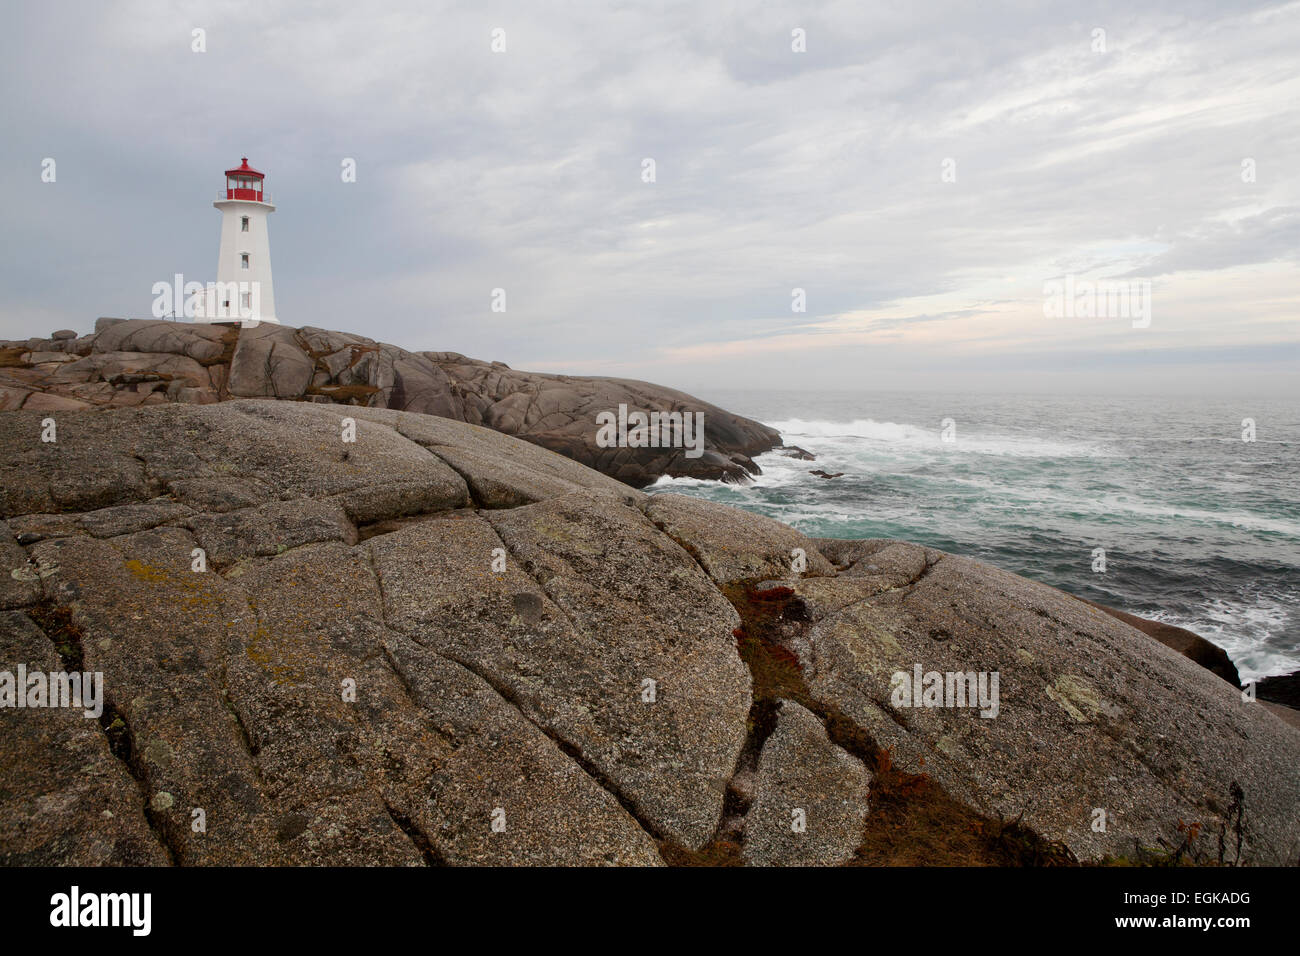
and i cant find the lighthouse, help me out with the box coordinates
[196,158,278,324]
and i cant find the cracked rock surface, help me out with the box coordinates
[743,700,871,866]
[1,400,1298,866]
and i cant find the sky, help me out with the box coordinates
[2,0,1298,396]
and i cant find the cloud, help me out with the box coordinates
[1125,207,1300,277]
[1,0,1297,394]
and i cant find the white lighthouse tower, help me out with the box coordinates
[197,158,278,324]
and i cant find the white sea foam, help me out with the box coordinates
[1149,597,1300,683]
[720,451,1300,538]
[769,417,1109,459]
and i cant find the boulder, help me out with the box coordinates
[1258,671,1300,709]
[226,324,313,398]
[53,351,211,390]
[92,320,229,364]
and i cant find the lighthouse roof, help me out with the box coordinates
[224,157,265,180]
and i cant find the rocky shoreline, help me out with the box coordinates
[1076,598,1242,687]
[5,318,1268,697]
[1,319,781,487]
[2,399,1297,866]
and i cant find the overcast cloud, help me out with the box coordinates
[2,0,1298,395]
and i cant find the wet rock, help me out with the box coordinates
[779,445,816,461]
[1257,671,1300,709]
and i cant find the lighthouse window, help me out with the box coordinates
[241,216,249,232]
[241,254,250,269]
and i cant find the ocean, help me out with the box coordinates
[649,390,1300,683]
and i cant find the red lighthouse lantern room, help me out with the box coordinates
[224,157,265,201]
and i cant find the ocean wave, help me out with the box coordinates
[1147,597,1300,683]
[769,417,1108,459]
[733,452,1300,538]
